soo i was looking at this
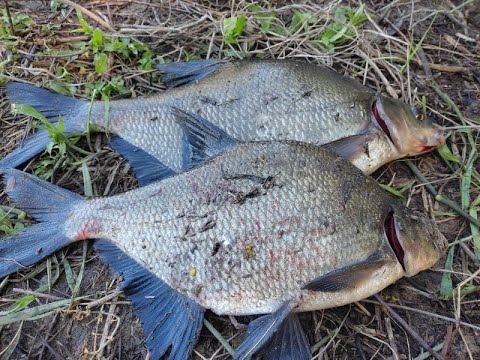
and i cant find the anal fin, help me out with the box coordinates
[109,136,176,187]
[94,240,204,360]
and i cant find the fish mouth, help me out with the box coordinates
[384,210,406,271]
[371,99,394,145]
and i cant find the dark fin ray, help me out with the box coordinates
[1,82,87,169]
[0,169,82,277]
[172,108,236,169]
[0,131,53,170]
[302,251,386,292]
[94,240,204,360]
[109,136,176,187]
[156,60,224,88]
[322,132,375,160]
[234,301,296,360]
[260,314,311,360]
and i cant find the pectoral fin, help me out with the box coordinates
[172,108,237,169]
[109,136,176,186]
[322,132,375,160]
[94,240,204,360]
[302,251,386,292]
[156,59,225,88]
[234,301,297,360]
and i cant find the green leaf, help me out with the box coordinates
[94,52,108,74]
[223,15,246,44]
[11,103,48,123]
[47,80,76,96]
[469,207,480,258]
[379,184,405,199]
[461,150,477,209]
[289,11,316,33]
[91,28,103,50]
[62,258,76,293]
[81,163,93,197]
[5,295,35,314]
[437,143,460,163]
[440,246,455,299]
[350,5,368,26]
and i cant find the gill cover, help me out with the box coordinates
[386,205,446,277]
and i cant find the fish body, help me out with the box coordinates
[0,111,446,359]
[2,60,444,176]
[63,140,440,315]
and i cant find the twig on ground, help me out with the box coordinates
[57,0,115,32]
[374,294,443,360]
[406,160,480,228]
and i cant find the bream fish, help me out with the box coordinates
[2,59,444,180]
[0,109,446,359]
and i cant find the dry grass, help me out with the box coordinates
[0,0,479,359]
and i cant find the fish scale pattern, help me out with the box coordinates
[64,141,437,316]
[92,60,375,170]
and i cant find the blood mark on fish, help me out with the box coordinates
[74,219,98,240]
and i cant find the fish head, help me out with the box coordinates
[384,204,447,277]
[371,95,445,156]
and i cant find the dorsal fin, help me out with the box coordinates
[172,108,237,169]
[94,240,204,360]
[156,60,224,88]
[109,136,176,187]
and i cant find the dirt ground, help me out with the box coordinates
[0,0,479,359]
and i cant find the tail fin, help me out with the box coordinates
[0,169,83,278]
[1,82,88,169]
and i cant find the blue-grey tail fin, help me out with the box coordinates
[234,301,297,360]
[172,108,236,169]
[156,59,224,88]
[109,136,176,187]
[1,82,87,169]
[260,314,311,360]
[0,169,82,278]
[94,240,204,360]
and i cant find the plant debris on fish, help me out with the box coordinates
[0,109,446,359]
[1,59,444,180]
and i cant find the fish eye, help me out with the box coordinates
[415,113,425,121]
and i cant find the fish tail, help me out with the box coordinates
[0,169,83,278]
[1,82,88,169]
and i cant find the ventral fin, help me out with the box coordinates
[94,240,204,360]
[322,132,376,161]
[302,251,386,292]
[260,314,311,360]
[109,136,176,187]
[172,108,236,169]
[234,301,296,360]
[156,59,225,88]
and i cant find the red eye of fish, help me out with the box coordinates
[372,100,394,144]
[385,211,405,271]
